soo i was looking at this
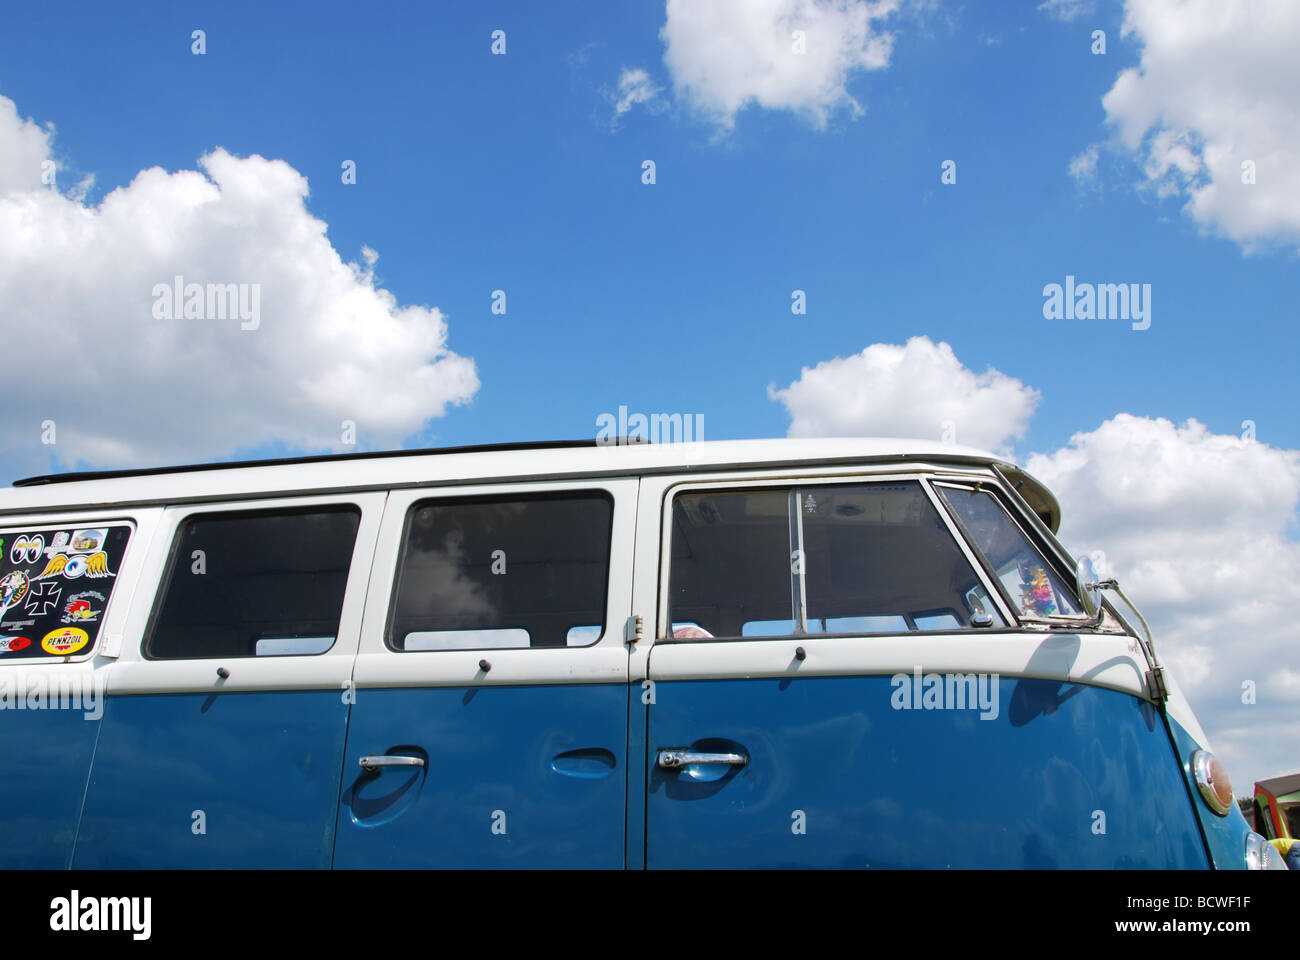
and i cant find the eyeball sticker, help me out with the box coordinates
[34,551,114,580]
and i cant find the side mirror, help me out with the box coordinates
[1076,555,1103,620]
[1073,558,1167,704]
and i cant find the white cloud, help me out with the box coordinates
[1068,142,1099,186]
[660,0,900,131]
[1095,0,1300,250]
[0,93,478,476]
[1028,415,1300,785]
[1037,0,1095,22]
[767,336,1040,454]
[0,97,56,195]
[611,67,664,124]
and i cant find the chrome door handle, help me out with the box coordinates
[359,755,425,773]
[657,749,748,770]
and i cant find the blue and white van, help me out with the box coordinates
[0,438,1281,868]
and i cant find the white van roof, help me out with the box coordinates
[0,438,1062,531]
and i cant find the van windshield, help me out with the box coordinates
[935,485,1084,622]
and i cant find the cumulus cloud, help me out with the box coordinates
[660,0,900,131]
[1094,0,1300,250]
[0,93,478,477]
[610,67,664,125]
[767,336,1040,454]
[1028,415,1300,784]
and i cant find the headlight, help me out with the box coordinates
[1191,749,1233,816]
[1245,832,1288,870]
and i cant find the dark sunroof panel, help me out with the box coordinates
[13,438,648,487]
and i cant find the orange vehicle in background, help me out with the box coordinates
[1254,774,1300,841]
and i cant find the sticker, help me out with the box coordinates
[34,551,113,580]
[9,535,44,565]
[61,591,106,624]
[0,619,35,630]
[41,627,89,656]
[35,555,68,579]
[23,581,62,616]
[1,570,30,614]
[42,532,69,558]
[83,552,114,578]
[69,529,106,553]
[0,636,32,653]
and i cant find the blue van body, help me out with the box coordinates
[0,439,1269,870]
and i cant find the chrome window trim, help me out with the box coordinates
[929,479,1095,628]
[787,489,808,634]
[987,465,1137,637]
[917,479,1018,628]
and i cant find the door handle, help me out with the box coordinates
[657,749,748,770]
[359,755,426,773]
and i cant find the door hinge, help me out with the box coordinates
[624,615,643,645]
[1147,665,1169,704]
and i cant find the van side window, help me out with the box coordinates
[669,481,1003,639]
[0,523,132,659]
[388,492,613,651]
[145,506,361,659]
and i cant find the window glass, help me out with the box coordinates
[670,489,791,640]
[668,481,1004,639]
[935,486,1083,620]
[146,506,360,659]
[0,523,132,659]
[389,493,612,651]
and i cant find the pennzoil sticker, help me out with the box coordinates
[0,636,32,654]
[41,627,89,656]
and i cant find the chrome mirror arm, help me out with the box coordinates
[1084,576,1168,704]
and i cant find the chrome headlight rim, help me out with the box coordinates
[1245,831,1289,870]
[1191,749,1232,816]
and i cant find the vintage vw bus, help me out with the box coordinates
[0,438,1282,868]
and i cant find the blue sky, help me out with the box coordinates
[3,0,1295,464]
[1,0,1298,784]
